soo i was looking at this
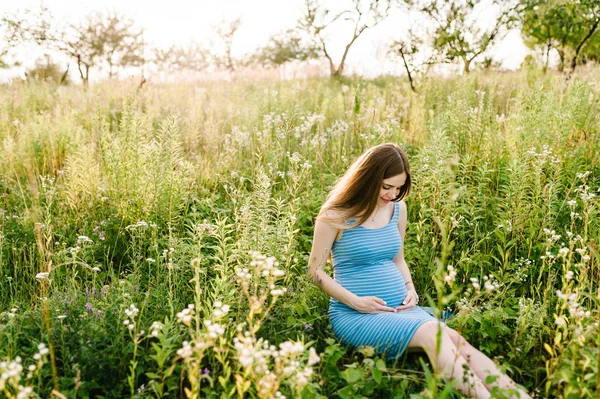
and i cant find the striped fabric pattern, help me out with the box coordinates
[329,201,436,359]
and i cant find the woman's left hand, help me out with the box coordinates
[394,290,418,312]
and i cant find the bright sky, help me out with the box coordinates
[0,0,530,81]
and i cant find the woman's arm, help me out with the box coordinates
[307,219,395,314]
[392,201,419,310]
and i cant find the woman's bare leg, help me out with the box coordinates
[408,321,491,399]
[444,327,532,399]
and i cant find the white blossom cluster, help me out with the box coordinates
[150,321,162,338]
[125,221,157,231]
[203,320,225,339]
[77,235,94,245]
[213,301,230,318]
[525,145,561,165]
[555,291,591,323]
[176,304,194,326]
[35,272,49,280]
[233,332,320,398]
[1,343,48,397]
[236,251,287,299]
[292,113,325,139]
[483,274,501,293]
[123,304,139,331]
[444,265,457,285]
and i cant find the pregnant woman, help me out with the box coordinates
[307,143,530,399]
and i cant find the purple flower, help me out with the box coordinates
[93,288,98,299]
[85,286,89,299]
[85,302,92,313]
[101,286,106,296]
[230,276,236,282]
[202,368,210,376]
[304,323,313,330]
[57,291,61,300]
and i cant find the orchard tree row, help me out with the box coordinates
[1,0,600,87]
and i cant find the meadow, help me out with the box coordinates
[0,66,599,398]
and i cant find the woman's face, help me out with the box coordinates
[377,172,407,207]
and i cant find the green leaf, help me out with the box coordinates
[338,385,357,399]
[286,315,296,327]
[145,372,160,379]
[342,367,363,383]
[372,367,382,384]
[375,358,387,372]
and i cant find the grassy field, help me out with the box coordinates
[0,67,599,398]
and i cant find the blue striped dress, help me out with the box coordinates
[329,201,435,359]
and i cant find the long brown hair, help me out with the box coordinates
[317,143,411,229]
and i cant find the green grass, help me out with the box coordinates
[0,68,599,398]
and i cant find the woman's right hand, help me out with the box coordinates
[351,296,396,313]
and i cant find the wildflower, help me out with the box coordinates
[582,255,591,262]
[176,305,194,326]
[341,85,350,93]
[146,258,156,263]
[558,247,569,256]
[202,367,210,376]
[555,316,565,326]
[213,301,231,318]
[150,321,162,337]
[35,272,49,280]
[444,265,457,285]
[91,267,101,272]
[307,347,320,366]
[565,270,574,280]
[125,304,139,319]
[270,288,286,297]
[37,343,49,355]
[77,236,94,245]
[177,341,193,359]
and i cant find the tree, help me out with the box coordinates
[96,12,145,78]
[520,0,600,74]
[1,6,50,69]
[253,29,321,68]
[300,0,394,78]
[213,18,243,72]
[388,28,438,92]
[2,7,146,84]
[25,55,70,84]
[153,41,211,73]
[415,0,518,73]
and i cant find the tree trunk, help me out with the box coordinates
[569,17,600,76]
[463,56,471,74]
[399,49,416,93]
[543,42,551,73]
[60,64,69,84]
[557,49,565,72]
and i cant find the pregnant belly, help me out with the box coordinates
[333,262,407,308]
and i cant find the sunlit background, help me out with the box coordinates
[0,0,529,82]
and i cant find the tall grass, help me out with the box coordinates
[0,69,598,398]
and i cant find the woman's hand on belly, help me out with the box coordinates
[393,290,418,312]
[350,296,397,314]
